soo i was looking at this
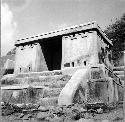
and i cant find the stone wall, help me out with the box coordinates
[62,31,98,68]
[14,43,48,74]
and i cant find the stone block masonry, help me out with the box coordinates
[14,43,48,74]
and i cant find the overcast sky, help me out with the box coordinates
[1,0,125,56]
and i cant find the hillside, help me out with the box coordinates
[0,48,16,78]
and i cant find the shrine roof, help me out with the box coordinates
[15,22,112,46]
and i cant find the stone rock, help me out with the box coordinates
[2,109,14,116]
[50,115,63,122]
[38,106,49,112]
[80,108,87,112]
[22,114,31,120]
[97,108,103,114]
[70,109,81,120]
[76,118,95,122]
[18,113,25,118]
[25,103,39,110]
[63,107,81,121]
[7,115,15,121]
[16,103,25,108]
[36,112,49,120]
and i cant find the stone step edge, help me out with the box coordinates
[38,97,58,106]
[1,74,71,81]
[1,85,63,91]
[113,66,125,71]
[113,70,124,75]
[1,85,48,90]
[15,70,63,77]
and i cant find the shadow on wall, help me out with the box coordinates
[3,69,14,75]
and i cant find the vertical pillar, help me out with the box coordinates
[33,43,48,72]
[93,31,99,64]
[61,36,66,69]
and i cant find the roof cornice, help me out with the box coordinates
[15,22,112,46]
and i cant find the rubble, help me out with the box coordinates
[1,96,124,122]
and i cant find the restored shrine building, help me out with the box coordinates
[2,22,123,106]
[14,22,113,74]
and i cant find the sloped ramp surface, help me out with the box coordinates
[58,68,90,106]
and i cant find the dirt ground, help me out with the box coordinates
[90,107,123,122]
[1,104,123,122]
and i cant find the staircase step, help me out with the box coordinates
[37,75,70,88]
[43,88,62,98]
[38,75,71,82]
[1,85,61,104]
[113,71,124,75]
[113,66,124,82]
[1,84,47,90]
[38,97,58,106]
[31,80,67,88]
[1,70,71,106]
[1,85,45,104]
[16,75,66,84]
[15,70,63,78]
[113,66,125,71]
[1,84,63,104]
[117,75,124,81]
[1,74,71,86]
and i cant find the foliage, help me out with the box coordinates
[104,13,125,66]
[6,47,16,55]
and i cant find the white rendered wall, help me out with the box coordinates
[14,43,48,74]
[62,31,98,68]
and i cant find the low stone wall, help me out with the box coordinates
[2,86,45,104]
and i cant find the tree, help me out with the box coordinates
[105,14,125,121]
[104,13,125,66]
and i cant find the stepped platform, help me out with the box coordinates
[113,66,124,85]
[113,66,125,71]
[1,70,71,106]
[113,71,124,75]
[1,65,124,107]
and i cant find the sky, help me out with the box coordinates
[1,0,125,56]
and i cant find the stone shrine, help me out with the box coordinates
[14,22,112,73]
[1,22,123,107]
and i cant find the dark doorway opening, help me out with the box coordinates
[40,36,62,71]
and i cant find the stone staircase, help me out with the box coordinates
[1,66,124,107]
[1,70,71,107]
[113,66,124,84]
